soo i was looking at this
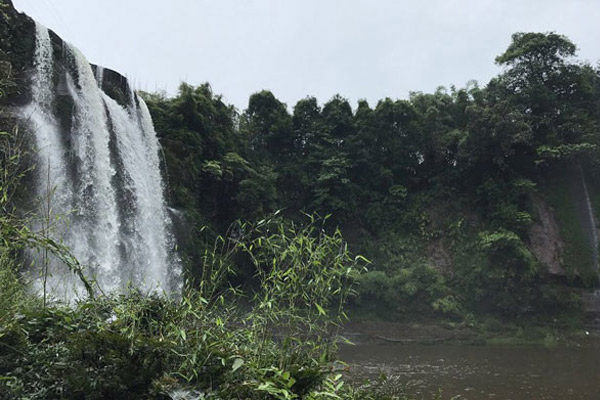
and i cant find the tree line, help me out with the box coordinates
[143,32,600,318]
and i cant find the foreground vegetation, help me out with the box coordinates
[1,210,419,399]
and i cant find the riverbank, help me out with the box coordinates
[341,318,599,347]
[342,320,478,345]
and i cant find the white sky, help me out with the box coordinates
[12,0,600,111]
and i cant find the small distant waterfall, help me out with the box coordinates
[578,162,599,272]
[22,23,180,298]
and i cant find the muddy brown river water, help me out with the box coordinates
[338,341,600,399]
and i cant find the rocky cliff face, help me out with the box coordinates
[0,0,133,109]
[0,0,35,107]
[528,195,566,276]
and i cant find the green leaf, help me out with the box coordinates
[232,357,244,372]
[315,303,326,316]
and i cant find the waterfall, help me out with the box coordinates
[23,23,180,299]
[579,162,599,272]
[101,91,176,292]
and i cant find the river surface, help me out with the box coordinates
[338,341,600,399]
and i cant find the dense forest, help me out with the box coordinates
[143,31,600,321]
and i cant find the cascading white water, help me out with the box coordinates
[26,22,68,211]
[22,22,74,298]
[23,23,180,298]
[102,92,177,291]
[65,45,122,292]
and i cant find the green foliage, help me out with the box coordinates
[495,32,576,72]
[1,214,368,399]
[475,178,536,234]
[351,229,456,319]
[478,229,537,275]
[243,90,293,158]
[536,143,598,165]
[462,229,539,314]
[0,257,27,322]
[355,264,453,319]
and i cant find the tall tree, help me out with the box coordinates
[242,90,293,159]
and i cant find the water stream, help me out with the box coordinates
[578,161,599,272]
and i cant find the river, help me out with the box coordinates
[338,340,600,399]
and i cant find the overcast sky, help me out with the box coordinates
[12,0,600,111]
